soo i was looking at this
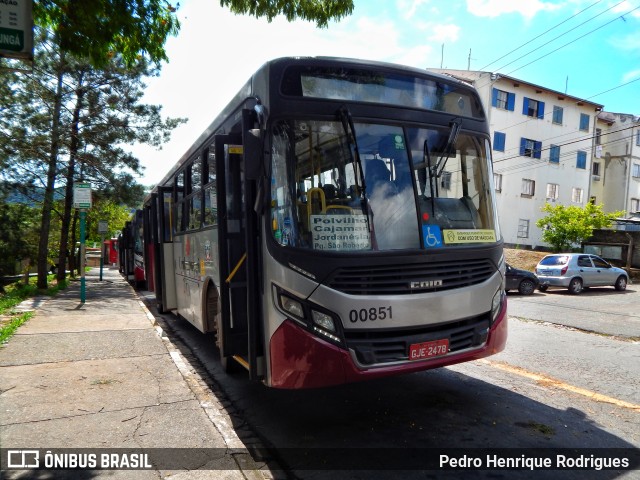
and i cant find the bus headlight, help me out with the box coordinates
[274,285,343,345]
[491,288,505,323]
[280,295,304,319]
[312,310,336,332]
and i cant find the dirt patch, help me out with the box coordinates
[504,248,548,272]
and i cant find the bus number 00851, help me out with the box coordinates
[349,306,392,323]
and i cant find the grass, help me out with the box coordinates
[0,274,69,345]
[0,312,33,344]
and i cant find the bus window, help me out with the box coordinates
[175,171,185,233]
[270,120,420,251]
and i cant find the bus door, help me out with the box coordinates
[143,200,155,292]
[157,186,177,312]
[215,128,262,380]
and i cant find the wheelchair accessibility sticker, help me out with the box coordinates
[422,225,443,248]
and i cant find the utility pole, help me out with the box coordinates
[467,49,476,70]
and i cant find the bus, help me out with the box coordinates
[120,210,146,288]
[103,238,119,266]
[143,57,507,389]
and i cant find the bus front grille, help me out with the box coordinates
[344,316,490,366]
[326,259,495,295]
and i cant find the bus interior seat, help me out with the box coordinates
[322,184,353,214]
[322,184,337,201]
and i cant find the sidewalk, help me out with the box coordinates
[0,266,273,479]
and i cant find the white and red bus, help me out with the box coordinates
[120,210,146,288]
[143,57,507,389]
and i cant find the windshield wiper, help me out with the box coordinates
[338,106,370,213]
[433,118,461,178]
[423,139,437,215]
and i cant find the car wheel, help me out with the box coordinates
[614,276,627,291]
[538,285,548,292]
[518,279,536,295]
[568,278,583,294]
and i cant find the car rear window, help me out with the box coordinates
[539,255,569,266]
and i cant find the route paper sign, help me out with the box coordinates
[74,183,92,209]
[310,214,371,251]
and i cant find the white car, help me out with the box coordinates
[535,253,629,294]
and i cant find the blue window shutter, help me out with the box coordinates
[507,93,515,111]
[491,88,498,107]
[580,114,590,131]
[534,141,542,159]
[550,145,559,163]
[494,132,506,151]
[520,138,526,156]
[577,151,586,169]
[522,98,529,115]
[537,101,545,120]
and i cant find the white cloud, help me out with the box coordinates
[610,31,640,51]
[397,0,434,20]
[622,69,640,83]
[428,24,460,42]
[466,0,560,19]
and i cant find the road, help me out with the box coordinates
[143,289,640,479]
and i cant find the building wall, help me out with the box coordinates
[593,112,640,216]
[429,69,602,249]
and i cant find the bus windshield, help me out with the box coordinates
[270,119,499,252]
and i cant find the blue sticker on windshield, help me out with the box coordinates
[422,225,443,248]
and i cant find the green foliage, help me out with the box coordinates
[0,31,184,286]
[0,312,33,345]
[0,195,40,277]
[33,1,354,67]
[536,203,624,252]
[220,0,354,27]
[0,274,69,344]
[85,199,135,243]
[34,0,180,67]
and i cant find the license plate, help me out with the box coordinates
[409,339,449,361]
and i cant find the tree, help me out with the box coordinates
[0,189,40,281]
[34,0,354,67]
[536,203,624,252]
[0,30,185,288]
[220,0,354,27]
[34,0,180,67]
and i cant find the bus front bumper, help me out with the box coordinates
[268,301,508,389]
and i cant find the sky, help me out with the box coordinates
[133,0,640,187]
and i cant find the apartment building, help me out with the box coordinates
[592,111,640,216]
[429,68,603,248]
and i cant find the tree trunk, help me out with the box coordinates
[37,54,65,290]
[57,73,85,284]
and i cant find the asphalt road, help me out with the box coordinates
[506,284,640,339]
[145,289,640,480]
